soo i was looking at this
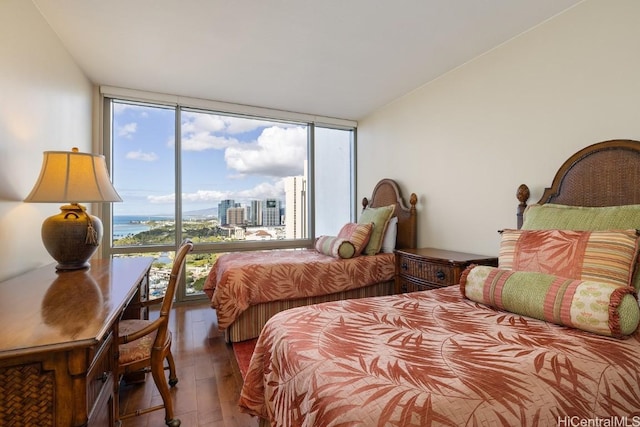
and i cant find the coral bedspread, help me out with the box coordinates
[239,285,640,426]
[203,249,395,330]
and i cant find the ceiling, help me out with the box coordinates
[33,0,583,121]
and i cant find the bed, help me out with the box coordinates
[203,178,418,343]
[239,139,640,426]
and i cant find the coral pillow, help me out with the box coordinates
[499,229,640,288]
[314,236,356,259]
[461,265,640,338]
[521,203,640,292]
[338,222,373,256]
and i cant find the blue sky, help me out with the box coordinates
[112,102,307,216]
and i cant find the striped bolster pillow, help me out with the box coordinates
[460,265,640,338]
[314,236,356,259]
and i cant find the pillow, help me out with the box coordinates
[460,265,640,338]
[380,216,398,253]
[522,203,640,291]
[314,236,356,259]
[358,204,396,255]
[338,222,373,256]
[499,229,639,287]
[523,203,640,231]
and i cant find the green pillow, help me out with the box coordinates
[523,203,640,230]
[358,204,395,255]
[461,265,640,338]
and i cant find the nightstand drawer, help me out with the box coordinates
[397,256,457,286]
[397,275,445,292]
[395,248,498,293]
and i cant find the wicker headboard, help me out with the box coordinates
[362,178,418,249]
[517,139,640,228]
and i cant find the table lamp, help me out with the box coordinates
[24,147,122,271]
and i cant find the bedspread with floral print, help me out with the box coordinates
[203,249,395,329]
[239,285,640,426]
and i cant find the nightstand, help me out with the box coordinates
[395,248,498,293]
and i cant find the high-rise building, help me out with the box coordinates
[284,175,307,239]
[262,199,281,226]
[226,206,246,225]
[218,199,235,225]
[249,200,262,226]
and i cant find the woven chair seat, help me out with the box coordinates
[119,319,170,365]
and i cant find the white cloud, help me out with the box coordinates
[182,133,239,151]
[113,103,136,115]
[179,114,307,184]
[148,180,285,205]
[182,112,277,135]
[182,113,227,133]
[225,126,306,177]
[225,117,277,134]
[117,122,137,138]
[233,180,285,200]
[113,103,150,117]
[147,193,174,204]
[180,113,244,151]
[182,189,229,202]
[126,150,158,162]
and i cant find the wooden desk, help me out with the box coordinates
[0,257,152,427]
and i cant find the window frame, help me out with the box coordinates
[99,88,357,303]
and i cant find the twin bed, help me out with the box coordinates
[236,139,640,425]
[204,178,418,342]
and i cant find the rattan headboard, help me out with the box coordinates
[362,178,418,249]
[517,139,640,228]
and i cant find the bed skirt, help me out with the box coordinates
[224,280,395,343]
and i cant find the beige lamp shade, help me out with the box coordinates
[24,148,122,203]
[24,148,121,271]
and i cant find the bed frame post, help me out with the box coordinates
[516,184,530,230]
[362,197,369,211]
[408,193,418,248]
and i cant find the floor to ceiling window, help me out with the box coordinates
[102,90,356,302]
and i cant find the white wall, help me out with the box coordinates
[358,0,640,257]
[0,0,93,281]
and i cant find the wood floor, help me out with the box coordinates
[118,301,260,427]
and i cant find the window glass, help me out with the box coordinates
[314,127,354,235]
[181,109,309,243]
[111,102,176,247]
[105,97,355,301]
[113,252,220,298]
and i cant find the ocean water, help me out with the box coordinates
[113,215,173,238]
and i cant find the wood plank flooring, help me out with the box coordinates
[119,301,260,427]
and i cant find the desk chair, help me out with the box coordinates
[117,240,193,427]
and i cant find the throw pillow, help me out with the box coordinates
[338,222,373,256]
[380,216,398,253]
[358,204,396,255]
[523,203,640,231]
[521,203,640,291]
[314,236,356,259]
[499,229,639,288]
[460,265,640,338]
